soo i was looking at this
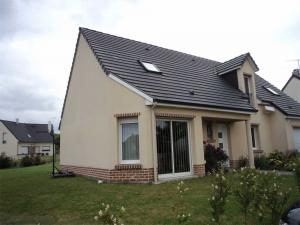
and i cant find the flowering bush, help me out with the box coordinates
[293,157,300,192]
[208,170,230,225]
[204,144,228,173]
[259,172,292,225]
[94,203,126,225]
[233,168,259,225]
[174,181,191,224]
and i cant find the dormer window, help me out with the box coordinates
[264,86,280,95]
[244,75,251,96]
[139,61,161,73]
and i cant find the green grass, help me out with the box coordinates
[0,164,298,225]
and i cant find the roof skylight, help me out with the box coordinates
[264,86,280,95]
[139,61,161,73]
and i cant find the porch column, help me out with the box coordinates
[245,120,254,168]
[151,109,158,182]
[192,115,205,176]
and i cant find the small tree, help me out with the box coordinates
[233,168,258,225]
[293,157,300,192]
[208,170,230,225]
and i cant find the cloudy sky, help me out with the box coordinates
[0,0,299,129]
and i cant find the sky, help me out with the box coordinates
[0,0,299,130]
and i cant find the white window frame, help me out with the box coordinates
[119,118,140,164]
[42,146,51,152]
[251,125,260,150]
[264,86,280,95]
[139,61,161,73]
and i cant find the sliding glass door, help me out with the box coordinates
[156,119,191,178]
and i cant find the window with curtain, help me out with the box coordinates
[119,118,139,163]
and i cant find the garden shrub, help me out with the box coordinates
[254,155,269,170]
[0,152,13,169]
[254,151,299,171]
[238,156,248,168]
[204,144,228,173]
[20,156,33,167]
[175,181,191,224]
[208,170,230,225]
[233,168,258,225]
[20,155,45,167]
[94,203,126,225]
[294,157,300,192]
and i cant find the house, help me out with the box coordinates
[60,27,300,183]
[0,119,53,157]
[282,69,300,103]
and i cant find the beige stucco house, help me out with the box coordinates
[0,119,53,158]
[282,69,300,103]
[60,27,300,183]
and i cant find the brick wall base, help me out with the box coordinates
[61,165,154,183]
[193,164,205,177]
[229,160,240,169]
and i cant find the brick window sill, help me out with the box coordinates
[115,164,142,170]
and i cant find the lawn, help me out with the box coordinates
[0,164,298,225]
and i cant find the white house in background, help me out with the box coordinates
[282,69,300,103]
[0,119,53,158]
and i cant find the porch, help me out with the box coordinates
[152,107,254,182]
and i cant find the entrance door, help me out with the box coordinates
[217,123,230,166]
[156,120,191,179]
[294,128,300,152]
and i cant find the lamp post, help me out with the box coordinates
[48,121,55,177]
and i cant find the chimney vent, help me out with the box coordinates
[16,118,19,124]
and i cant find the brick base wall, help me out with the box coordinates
[193,164,205,177]
[60,165,154,183]
[229,160,240,169]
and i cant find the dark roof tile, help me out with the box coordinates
[1,120,52,143]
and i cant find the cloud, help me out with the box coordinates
[0,0,299,130]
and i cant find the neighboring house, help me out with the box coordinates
[60,27,300,183]
[0,119,53,157]
[282,69,300,103]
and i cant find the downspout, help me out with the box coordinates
[150,102,158,183]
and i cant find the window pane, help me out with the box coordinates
[122,123,139,161]
[173,121,190,173]
[244,76,250,95]
[251,127,256,148]
[156,120,172,174]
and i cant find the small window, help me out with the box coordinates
[251,125,259,150]
[244,75,251,96]
[264,86,279,95]
[119,118,140,164]
[42,146,51,152]
[139,61,161,73]
[2,132,7,144]
[207,122,213,139]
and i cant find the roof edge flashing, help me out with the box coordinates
[108,73,153,103]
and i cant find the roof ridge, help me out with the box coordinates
[0,119,47,126]
[79,27,221,65]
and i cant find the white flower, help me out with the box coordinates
[121,206,126,213]
[222,176,226,181]
[211,196,215,201]
[94,216,98,221]
[98,210,103,216]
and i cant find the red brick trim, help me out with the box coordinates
[155,113,195,119]
[229,160,240,169]
[115,164,142,170]
[114,112,140,118]
[60,165,154,183]
[193,164,205,177]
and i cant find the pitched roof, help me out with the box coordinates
[79,27,255,113]
[1,120,52,143]
[215,53,259,75]
[63,27,300,118]
[282,69,300,91]
[255,75,300,117]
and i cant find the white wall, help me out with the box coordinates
[0,121,18,157]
